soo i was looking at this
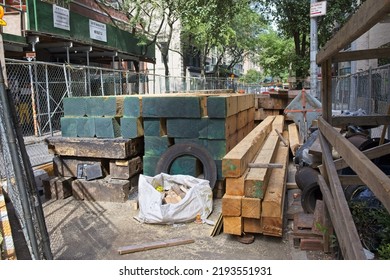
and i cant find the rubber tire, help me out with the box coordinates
[155,143,217,189]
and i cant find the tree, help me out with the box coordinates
[240,69,262,84]
[222,3,267,75]
[254,0,362,84]
[179,0,243,77]
[257,27,294,81]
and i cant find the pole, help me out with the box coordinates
[310,0,318,97]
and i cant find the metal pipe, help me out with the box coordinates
[0,62,40,259]
[45,64,53,135]
[6,84,53,260]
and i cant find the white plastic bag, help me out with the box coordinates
[137,173,213,224]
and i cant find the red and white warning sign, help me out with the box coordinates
[310,1,327,17]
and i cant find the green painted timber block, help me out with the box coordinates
[198,118,228,139]
[170,155,202,177]
[174,138,206,146]
[215,160,223,180]
[144,136,173,156]
[85,97,104,117]
[207,95,238,118]
[77,117,96,138]
[123,95,143,117]
[60,117,78,137]
[142,95,202,118]
[102,96,124,117]
[142,155,160,176]
[166,118,206,138]
[205,140,228,160]
[120,117,144,138]
[94,117,121,138]
[143,118,166,136]
[63,97,87,117]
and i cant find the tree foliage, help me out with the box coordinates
[253,0,362,79]
[257,28,294,80]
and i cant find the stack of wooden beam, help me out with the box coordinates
[221,115,289,237]
[254,91,297,122]
[44,95,145,203]
[140,93,256,193]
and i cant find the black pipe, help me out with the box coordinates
[0,64,40,259]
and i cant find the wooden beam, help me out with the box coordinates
[317,175,362,259]
[332,47,390,62]
[321,59,333,122]
[319,132,366,259]
[287,123,301,156]
[118,238,195,255]
[339,175,390,186]
[331,115,390,128]
[318,142,390,172]
[222,116,274,178]
[317,0,390,64]
[318,117,390,214]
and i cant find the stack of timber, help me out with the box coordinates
[140,93,256,195]
[254,91,298,122]
[221,115,289,237]
[44,95,145,203]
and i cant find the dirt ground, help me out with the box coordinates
[5,185,333,261]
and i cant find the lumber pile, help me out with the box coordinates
[221,115,289,237]
[140,93,256,194]
[254,91,297,122]
[46,92,256,201]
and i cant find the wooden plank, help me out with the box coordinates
[236,110,248,130]
[321,59,333,122]
[288,123,300,156]
[42,176,73,200]
[109,156,143,180]
[123,95,143,117]
[207,94,238,118]
[241,197,261,219]
[166,118,206,138]
[60,117,78,137]
[143,118,165,136]
[222,116,275,178]
[318,175,364,260]
[53,156,109,178]
[144,136,173,156]
[94,117,121,138]
[318,142,390,172]
[118,238,195,255]
[76,117,96,138]
[244,133,279,199]
[317,0,390,64]
[332,47,390,63]
[222,194,242,217]
[318,118,390,213]
[243,218,262,234]
[142,95,202,118]
[120,117,144,138]
[225,169,248,196]
[331,115,390,128]
[63,97,87,116]
[46,136,144,159]
[318,131,366,259]
[223,216,242,235]
[261,144,289,218]
[210,213,223,237]
[72,178,130,203]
